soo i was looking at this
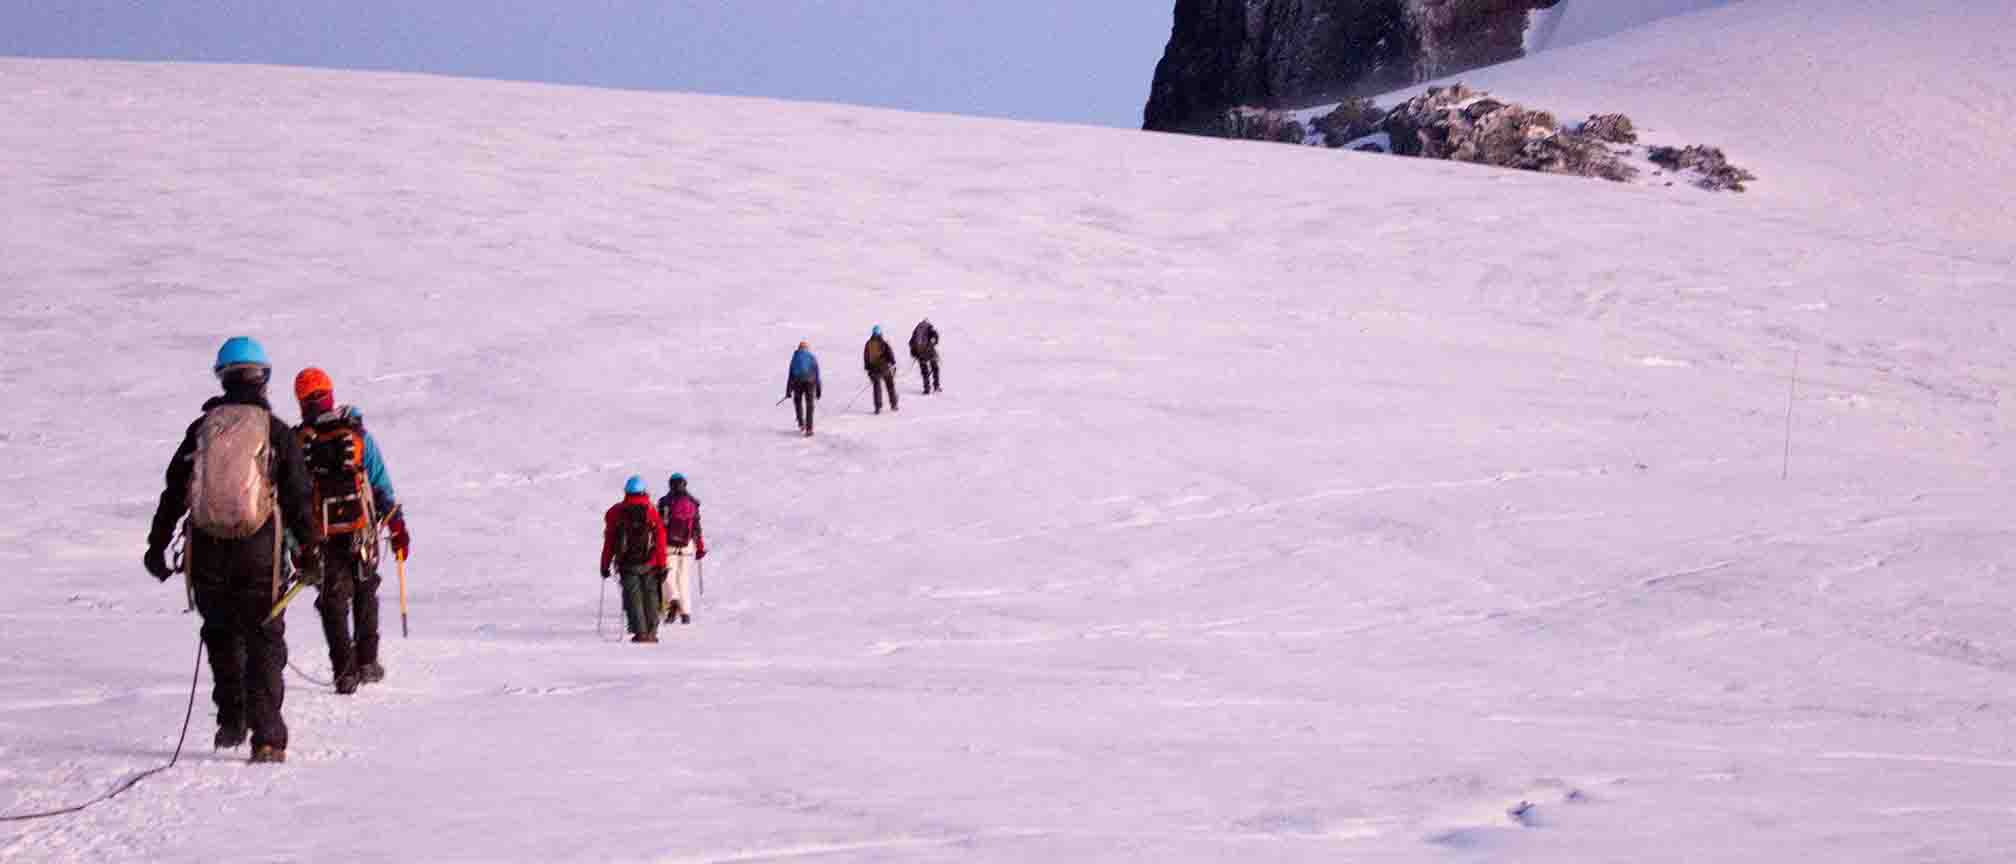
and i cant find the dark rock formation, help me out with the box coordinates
[1312,98,1384,147]
[1378,84,1638,182]
[1578,113,1637,145]
[1143,0,1562,133]
[1647,145,1757,191]
[1221,107,1311,144]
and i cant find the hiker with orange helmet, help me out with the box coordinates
[291,367,409,694]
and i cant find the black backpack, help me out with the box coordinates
[612,503,654,566]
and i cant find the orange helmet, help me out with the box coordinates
[294,367,334,402]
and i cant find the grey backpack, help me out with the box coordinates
[187,405,275,539]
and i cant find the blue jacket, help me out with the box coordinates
[357,419,398,514]
[788,349,820,390]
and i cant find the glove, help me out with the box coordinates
[388,514,411,561]
[293,544,324,586]
[144,546,172,582]
[600,565,611,580]
[695,539,707,561]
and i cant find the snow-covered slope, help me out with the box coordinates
[3,57,2013,861]
[1453,0,2016,256]
[1527,0,1735,52]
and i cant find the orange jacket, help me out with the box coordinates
[601,494,668,571]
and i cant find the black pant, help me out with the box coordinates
[189,521,288,749]
[791,381,817,430]
[915,355,940,392]
[314,538,382,681]
[871,369,898,412]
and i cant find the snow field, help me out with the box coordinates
[1,41,2013,862]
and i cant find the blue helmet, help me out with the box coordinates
[213,337,270,374]
[871,325,882,337]
[624,475,648,495]
[667,472,685,487]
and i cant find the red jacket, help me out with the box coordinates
[601,494,668,571]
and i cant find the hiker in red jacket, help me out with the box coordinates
[656,473,708,625]
[600,475,668,643]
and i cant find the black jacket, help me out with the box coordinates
[909,322,939,360]
[148,390,316,552]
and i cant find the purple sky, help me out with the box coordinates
[0,1,1174,127]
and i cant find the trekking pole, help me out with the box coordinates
[369,503,409,636]
[596,576,607,638]
[396,551,410,638]
[775,394,791,407]
[841,381,871,414]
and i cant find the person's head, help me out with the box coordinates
[667,472,687,494]
[294,367,335,418]
[213,337,272,396]
[624,475,648,496]
[871,325,882,338]
[798,340,810,351]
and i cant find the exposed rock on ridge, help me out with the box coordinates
[1143,0,1562,133]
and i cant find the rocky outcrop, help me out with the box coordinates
[1211,85,1756,193]
[1221,107,1310,144]
[1376,84,1637,182]
[1143,0,1562,133]
[1311,98,1384,147]
[1647,145,1756,191]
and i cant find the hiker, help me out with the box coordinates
[787,340,821,436]
[656,473,708,625]
[292,367,411,694]
[144,337,317,764]
[863,325,899,414]
[909,319,941,394]
[601,475,668,643]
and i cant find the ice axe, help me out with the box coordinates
[396,550,410,638]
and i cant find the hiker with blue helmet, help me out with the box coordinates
[601,475,668,643]
[862,325,899,415]
[786,341,821,436]
[145,336,318,764]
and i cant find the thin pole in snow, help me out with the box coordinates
[1781,348,1799,481]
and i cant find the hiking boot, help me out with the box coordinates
[335,674,359,695]
[249,745,286,764]
[639,633,659,644]
[629,634,644,643]
[359,662,385,684]
[214,725,247,749]
[679,613,691,625]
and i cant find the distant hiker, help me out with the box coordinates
[601,475,668,643]
[863,325,899,414]
[292,367,411,694]
[909,319,941,394]
[787,340,822,437]
[656,473,708,625]
[145,337,317,764]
